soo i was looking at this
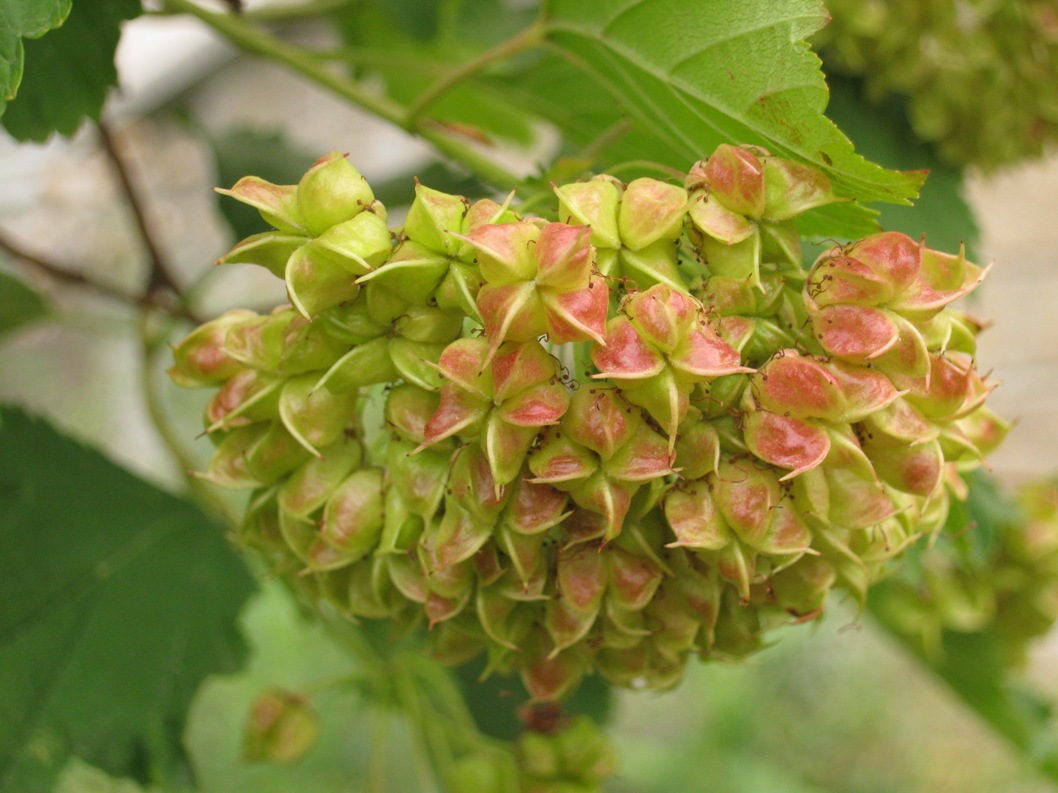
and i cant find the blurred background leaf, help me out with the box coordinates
[0,0,71,121]
[2,0,142,141]
[0,408,256,792]
[0,270,47,336]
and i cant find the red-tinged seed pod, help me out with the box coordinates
[562,387,636,461]
[422,500,495,571]
[243,689,319,764]
[223,309,290,373]
[468,220,608,362]
[385,383,440,444]
[243,423,313,486]
[169,309,255,387]
[752,351,847,421]
[205,369,282,431]
[617,177,688,250]
[319,468,385,563]
[605,544,664,612]
[704,144,766,219]
[215,177,305,235]
[519,631,587,702]
[277,435,363,519]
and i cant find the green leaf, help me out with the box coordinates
[332,2,537,147]
[823,75,979,257]
[0,270,47,336]
[540,0,925,221]
[2,0,142,141]
[0,407,256,792]
[55,759,164,793]
[0,0,70,116]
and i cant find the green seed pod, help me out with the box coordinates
[318,300,389,345]
[556,176,622,249]
[279,373,358,455]
[446,752,519,793]
[297,152,375,236]
[403,182,469,256]
[284,242,360,319]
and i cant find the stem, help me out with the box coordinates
[606,159,686,181]
[97,123,187,303]
[312,47,448,74]
[242,0,349,22]
[516,191,561,218]
[149,0,351,20]
[324,618,389,677]
[404,653,480,737]
[436,0,463,45]
[392,664,441,792]
[404,21,546,122]
[138,311,240,524]
[162,0,405,124]
[365,706,390,793]
[159,0,525,189]
[0,230,199,321]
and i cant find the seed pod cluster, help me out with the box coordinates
[171,147,1006,700]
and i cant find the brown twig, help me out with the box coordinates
[0,229,198,321]
[97,122,187,303]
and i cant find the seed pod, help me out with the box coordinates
[243,689,319,764]
[319,468,385,564]
[297,152,375,236]
[169,309,255,387]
